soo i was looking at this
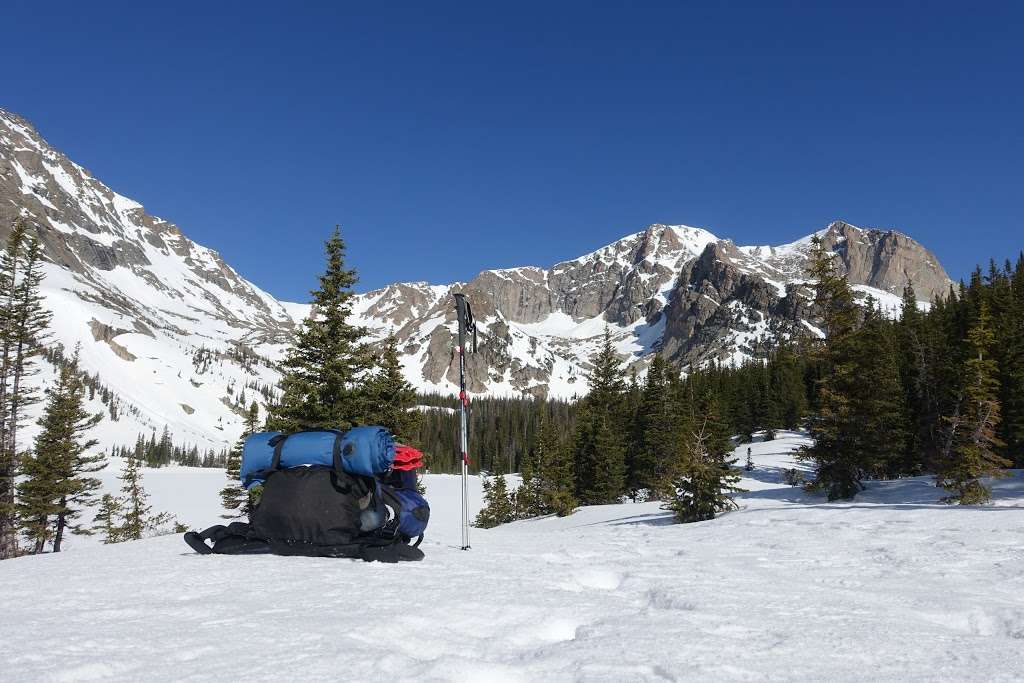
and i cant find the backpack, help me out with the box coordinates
[185,428,429,562]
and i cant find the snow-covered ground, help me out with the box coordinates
[3,433,1023,682]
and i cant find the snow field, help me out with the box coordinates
[2,433,1023,682]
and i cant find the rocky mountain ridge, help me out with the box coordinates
[352,220,951,398]
[0,108,952,450]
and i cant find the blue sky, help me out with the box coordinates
[3,2,1021,301]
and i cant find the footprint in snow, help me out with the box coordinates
[510,617,580,646]
[645,587,696,611]
[572,567,624,591]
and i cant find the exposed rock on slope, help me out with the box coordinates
[353,221,951,398]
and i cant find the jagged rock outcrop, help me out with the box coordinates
[353,221,952,398]
[821,221,950,301]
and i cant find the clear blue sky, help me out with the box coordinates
[3,2,1021,301]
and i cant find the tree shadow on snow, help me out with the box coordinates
[608,513,677,527]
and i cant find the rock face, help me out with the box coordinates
[351,221,952,399]
[0,107,954,450]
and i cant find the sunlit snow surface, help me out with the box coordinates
[3,433,1023,682]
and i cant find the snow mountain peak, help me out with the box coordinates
[1,110,952,449]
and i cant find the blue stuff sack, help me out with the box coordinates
[380,486,430,542]
[338,426,396,477]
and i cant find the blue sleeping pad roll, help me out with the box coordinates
[240,431,281,488]
[278,430,344,469]
[339,426,396,476]
[240,427,397,487]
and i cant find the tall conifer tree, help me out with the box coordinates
[364,333,419,441]
[573,330,627,504]
[632,354,676,499]
[91,493,123,544]
[117,453,160,540]
[533,411,577,517]
[936,303,1011,503]
[268,227,371,431]
[16,350,103,553]
[0,221,51,559]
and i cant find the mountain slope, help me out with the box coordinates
[1,110,295,452]
[1,108,952,451]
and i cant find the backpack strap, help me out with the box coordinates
[183,522,270,555]
[183,524,232,554]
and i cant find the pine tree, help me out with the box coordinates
[515,408,544,518]
[806,235,858,340]
[116,452,176,540]
[801,302,907,498]
[268,227,372,431]
[573,330,627,504]
[666,416,743,523]
[220,401,259,519]
[364,333,419,441]
[537,414,577,517]
[0,222,52,559]
[693,385,733,464]
[16,351,103,553]
[91,493,124,544]
[631,354,677,499]
[768,343,807,430]
[936,303,1011,503]
[996,257,1024,466]
[474,473,514,528]
[800,243,908,499]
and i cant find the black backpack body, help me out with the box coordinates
[185,465,424,562]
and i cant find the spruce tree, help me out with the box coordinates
[996,257,1024,466]
[666,416,743,523]
[800,245,907,499]
[631,354,677,499]
[515,408,544,518]
[16,351,103,553]
[768,343,806,430]
[474,474,514,528]
[573,330,627,504]
[91,493,124,544]
[116,453,176,540]
[364,333,420,441]
[801,302,907,498]
[896,283,927,473]
[220,401,259,519]
[268,227,372,431]
[537,414,577,517]
[0,222,51,559]
[936,303,1011,503]
[806,235,858,340]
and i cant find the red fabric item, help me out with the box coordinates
[393,444,424,471]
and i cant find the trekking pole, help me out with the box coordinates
[453,293,476,551]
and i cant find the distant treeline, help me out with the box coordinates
[413,393,577,474]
